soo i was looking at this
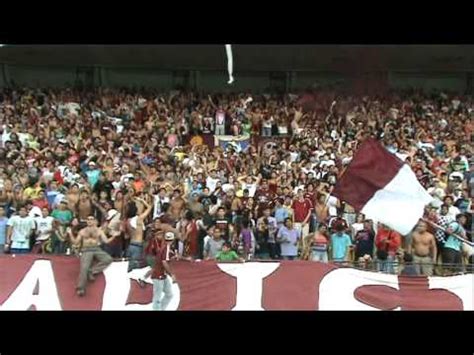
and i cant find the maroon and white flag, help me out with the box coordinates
[333,138,433,235]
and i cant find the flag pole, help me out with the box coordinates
[421,217,473,247]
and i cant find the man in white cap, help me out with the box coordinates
[147,230,177,310]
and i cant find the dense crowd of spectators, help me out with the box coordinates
[0,86,472,277]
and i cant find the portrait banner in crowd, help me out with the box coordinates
[189,134,214,149]
[258,136,289,149]
[216,135,251,153]
[0,256,471,311]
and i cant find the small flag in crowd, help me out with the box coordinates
[225,44,234,85]
[332,138,433,235]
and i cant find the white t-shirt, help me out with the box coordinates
[216,111,225,126]
[206,176,220,193]
[351,222,364,239]
[1,128,11,146]
[35,216,54,241]
[222,183,235,193]
[278,125,288,135]
[17,132,30,147]
[262,118,273,128]
[289,152,299,162]
[153,195,170,220]
[112,180,122,191]
[279,160,292,173]
[120,173,135,185]
[29,206,43,219]
[320,159,336,168]
[326,195,339,217]
[7,216,36,249]
[41,169,55,183]
[241,183,257,197]
[447,205,461,221]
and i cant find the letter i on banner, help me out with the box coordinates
[225,44,234,85]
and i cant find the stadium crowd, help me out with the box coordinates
[0,86,472,283]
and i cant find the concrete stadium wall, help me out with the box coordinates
[0,64,470,93]
[291,72,345,90]
[7,65,77,88]
[389,72,468,92]
[104,68,173,89]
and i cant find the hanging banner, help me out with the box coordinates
[216,134,251,153]
[0,256,471,311]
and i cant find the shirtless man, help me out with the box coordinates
[314,194,329,224]
[70,215,114,297]
[170,189,186,221]
[66,184,80,213]
[76,190,94,224]
[408,220,437,276]
[126,196,153,272]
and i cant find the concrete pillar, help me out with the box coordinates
[98,66,107,87]
[193,70,200,91]
[2,63,11,87]
[288,71,296,92]
[466,72,472,94]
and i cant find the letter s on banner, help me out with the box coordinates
[318,268,400,311]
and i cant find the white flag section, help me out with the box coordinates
[225,44,234,84]
[361,164,433,235]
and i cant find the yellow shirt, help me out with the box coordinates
[174,152,186,161]
[23,186,42,200]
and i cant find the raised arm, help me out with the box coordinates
[91,197,107,217]
[207,95,217,110]
[99,228,115,245]
[136,197,153,221]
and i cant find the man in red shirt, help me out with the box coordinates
[32,190,50,211]
[292,188,313,243]
[375,224,402,274]
[255,179,275,217]
[147,231,177,311]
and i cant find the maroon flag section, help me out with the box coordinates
[332,138,403,211]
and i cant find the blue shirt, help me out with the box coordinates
[444,234,463,252]
[331,233,352,260]
[277,226,300,257]
[86,169,101,188]
[0,217,8,245]
[274,207,289,224]
[46,190,59,208]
